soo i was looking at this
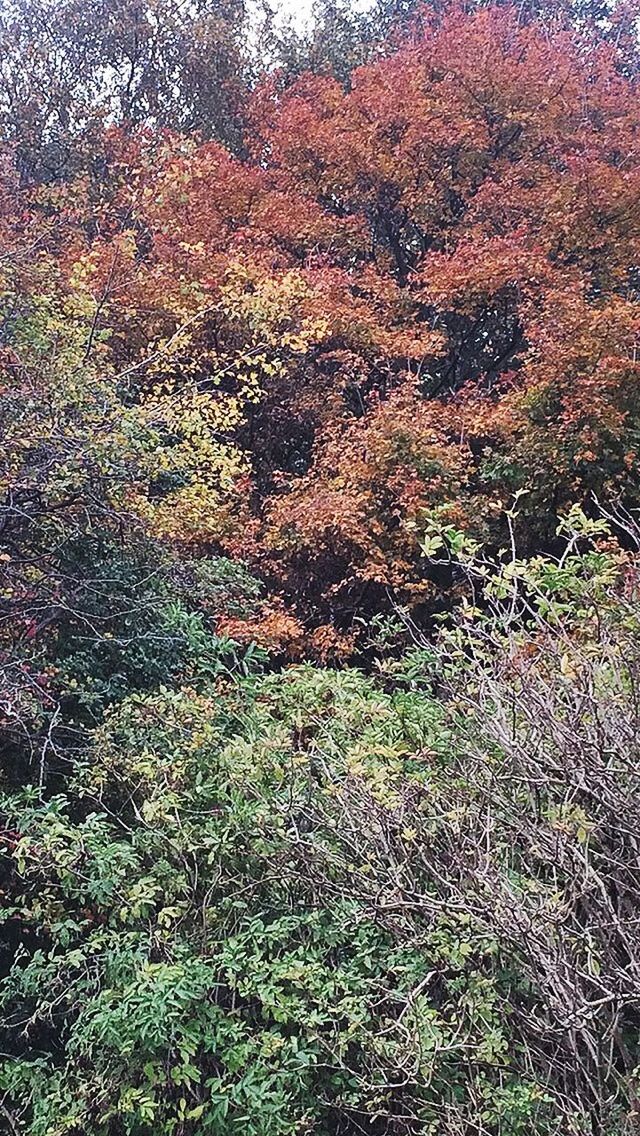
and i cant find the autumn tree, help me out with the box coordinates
[3,1,640,650]
[38,1,638,646]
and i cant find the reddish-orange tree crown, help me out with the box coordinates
[5,1,640,652]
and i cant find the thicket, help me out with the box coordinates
[1,0,640,1133]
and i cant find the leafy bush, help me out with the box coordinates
[4,513,640,1134]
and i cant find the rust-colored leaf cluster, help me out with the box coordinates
[4,1,640,651]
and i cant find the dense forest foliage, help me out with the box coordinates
[2,0,640,1132]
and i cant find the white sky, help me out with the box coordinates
[249,0,374,38]
[274,0,315,33]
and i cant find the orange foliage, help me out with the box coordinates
[7,1,640,641]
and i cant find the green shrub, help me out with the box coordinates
[2,512,640,1134]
